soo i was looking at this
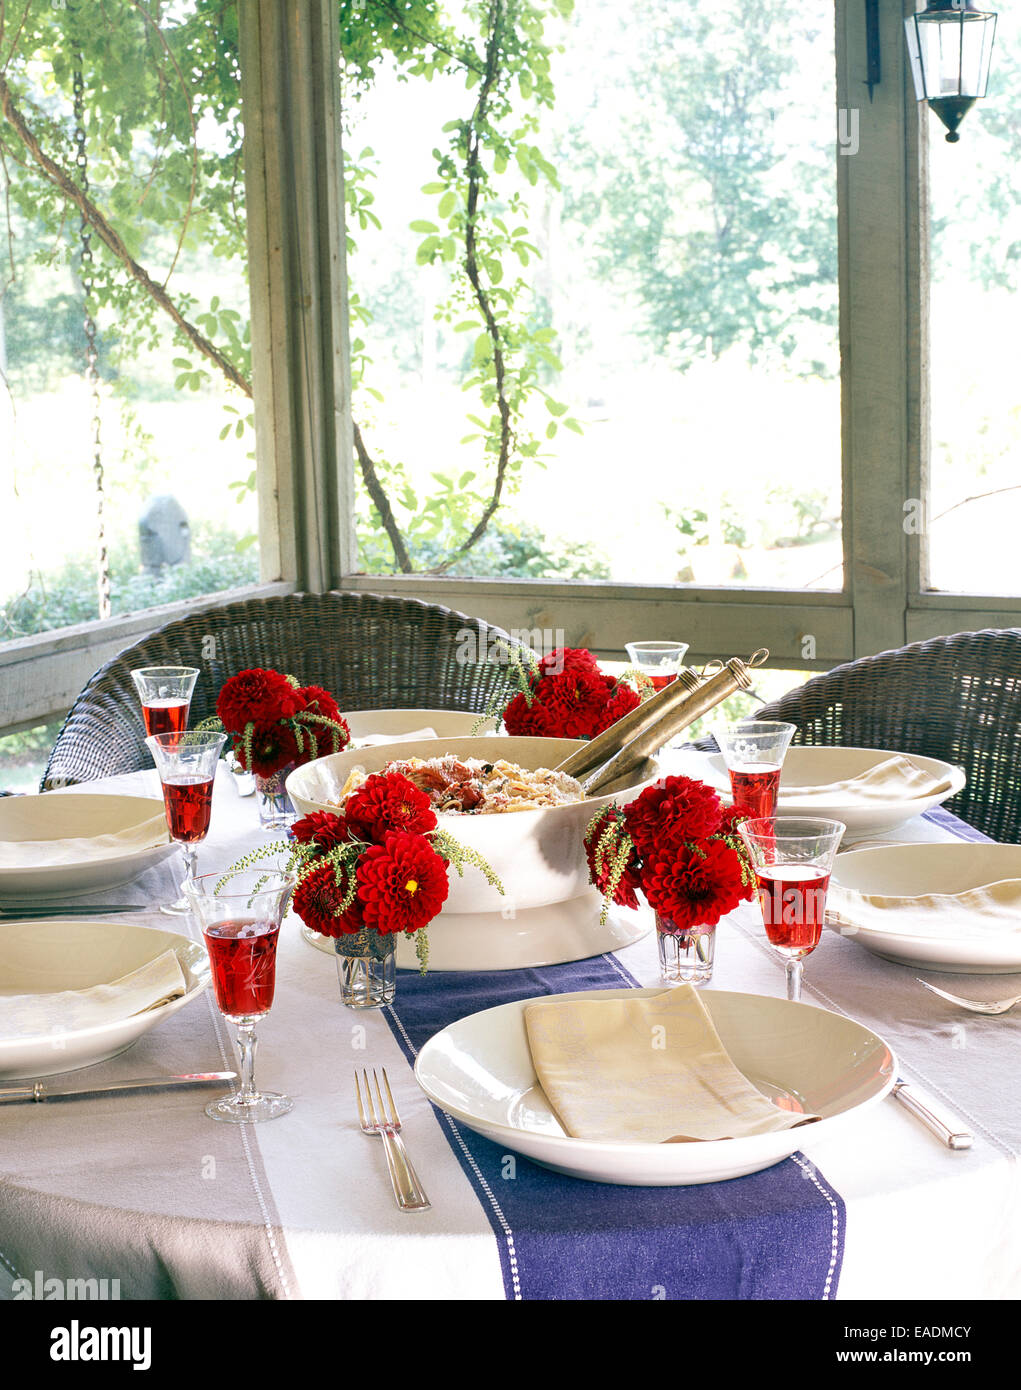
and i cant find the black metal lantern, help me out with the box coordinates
[905,0,997,143]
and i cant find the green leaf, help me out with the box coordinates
[409,220,439,234]
[437,190,456,219]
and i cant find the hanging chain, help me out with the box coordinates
[72,50,112,621]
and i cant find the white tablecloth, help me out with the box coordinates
[1,756,1019,1301]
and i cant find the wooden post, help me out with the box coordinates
[238,0,356,592]
[837,0,926,658]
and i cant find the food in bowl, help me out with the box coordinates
[333,755,584,815]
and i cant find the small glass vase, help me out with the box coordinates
[656,913,717,986]
[254,762,297,831]
[334,929,397,1009]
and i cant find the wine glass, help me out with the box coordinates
[185,869,295,1124]
[713,720,797,819]
[131,666,200,738]
[146,730,226,914]
[738,817,846,1002]
[625,640,690,692]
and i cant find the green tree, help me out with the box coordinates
[556,0,837,373]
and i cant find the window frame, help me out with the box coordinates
[3,0,1020,742]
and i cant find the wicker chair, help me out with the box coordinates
[43,590,524,788]
[748,628,1021,844]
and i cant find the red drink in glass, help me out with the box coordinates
[754,864,831,956]
[203,920,280,1017]
[729,763,782,819]
[142,699,189,738]
[647,672,677,692]
[162,775,214,842]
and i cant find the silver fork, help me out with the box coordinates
[917,979,1021,1015]
[355,1068,431,1213]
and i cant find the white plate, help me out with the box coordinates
[704,746,965,838]
[830,842,1021,974]
[0,794,177,902]
[342,708,499,744]
[414,988,896,1185]
[0,919,210,1079]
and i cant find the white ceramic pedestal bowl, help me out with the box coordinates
[286,736,661,971]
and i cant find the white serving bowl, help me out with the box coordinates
[0,919,210,1079]
[415,988,897,1185]
[287,736,661,970]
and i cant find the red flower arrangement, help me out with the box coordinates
[232,770,502,971]
[211,668,351,778]
[584,775,756,931]
[499,646,644,740]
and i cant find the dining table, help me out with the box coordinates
[1,748,1019,1305]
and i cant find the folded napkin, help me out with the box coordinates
[782,755,955,803]
[524,987,819,1144]
[828,877,1021,940]
[353,727,439,747]
[0,950,187,1038]
[0,809,169,869]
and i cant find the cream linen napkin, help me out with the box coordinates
[0,810,170,869]
[524,987,819,1144]
[781,754,955,803]
[828,878,1021,940]
[0,950,188,1038]
[354,728,439,747]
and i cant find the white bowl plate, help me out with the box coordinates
[415,987,896,1186]
[0,794,178,902]
[0,918,210,1079]
[704,746,965,839]
[830,842,1021,973]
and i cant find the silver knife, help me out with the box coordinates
[892,1078,973,1150]
[0,1072,237,1103]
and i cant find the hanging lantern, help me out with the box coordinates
[905,0,997,143]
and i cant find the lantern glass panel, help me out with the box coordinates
[907,11,996,100]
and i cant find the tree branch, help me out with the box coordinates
[428,0,512,574]
[0,69,252,397]
[352,422,413,573]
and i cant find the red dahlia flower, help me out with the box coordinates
[502,691,556,737]
[344,772,438,842]
[216,668,304,733]
[292,861,363,937]
[538,647,601,678]
[243,723,302,779]
[641,840,752,930]
[291,810,352,853]
[356,831,449,934]
[590,680,641,736]
[623,775,724,856]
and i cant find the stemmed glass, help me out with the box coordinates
[738,817,846,1002]
[146,730,226,914]
[625,640,690,692]
[714,720,797,819]
[131,666,200,737]
[185,870,295,1124]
